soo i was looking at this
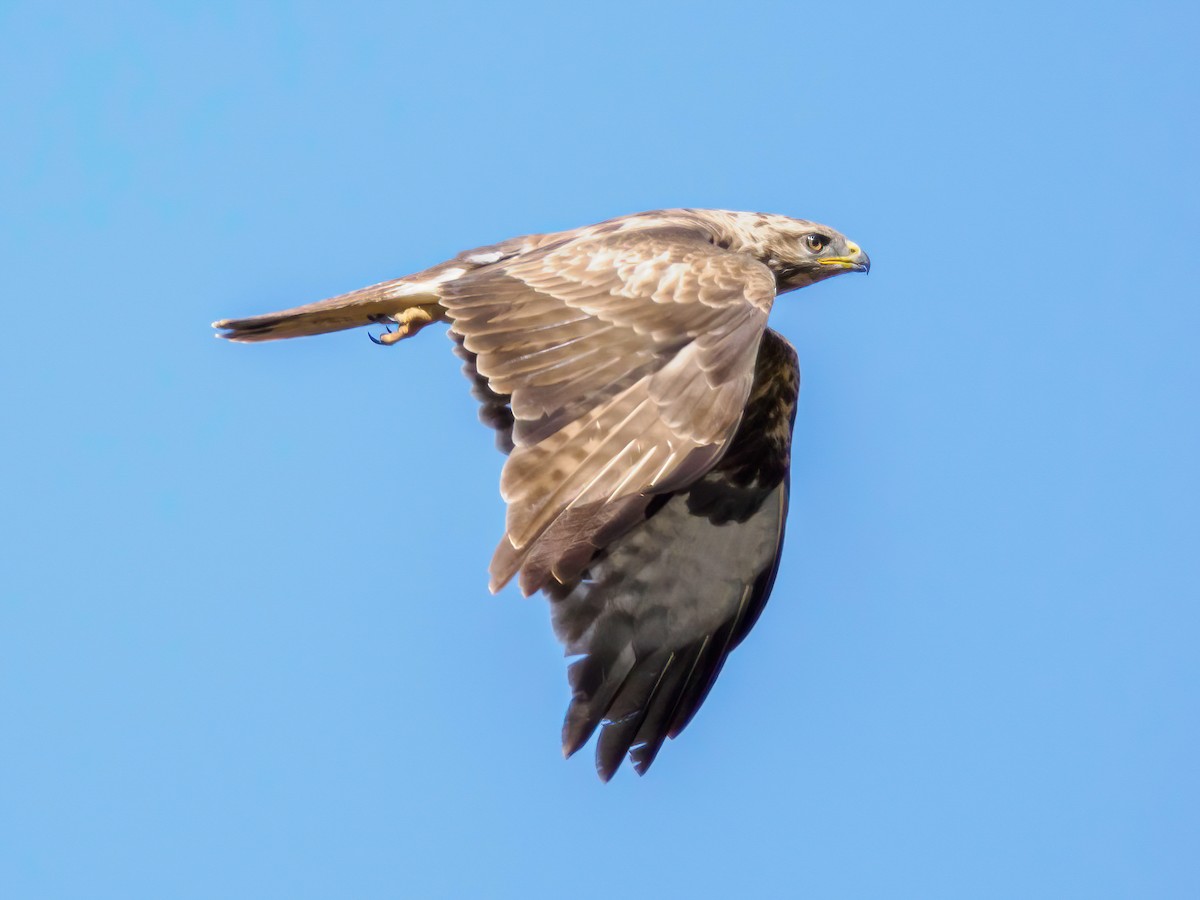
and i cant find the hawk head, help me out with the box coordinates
[729,212,870,293]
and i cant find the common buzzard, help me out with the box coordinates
[214,208,870,779]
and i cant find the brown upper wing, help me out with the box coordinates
[440,226,778,592]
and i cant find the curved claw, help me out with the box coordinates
[367,318,397,345]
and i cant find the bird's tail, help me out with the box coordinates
[212,277,446,343]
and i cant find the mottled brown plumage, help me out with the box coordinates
[548,331,800,779]
[213,208,869,779]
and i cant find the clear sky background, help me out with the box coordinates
[2,2,1197,898]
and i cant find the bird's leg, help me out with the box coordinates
[367,306,439,346]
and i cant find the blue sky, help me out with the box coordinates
[2,2,1197,897]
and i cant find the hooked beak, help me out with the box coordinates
[818,241,871,274]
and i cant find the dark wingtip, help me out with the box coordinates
[561,722,590,761]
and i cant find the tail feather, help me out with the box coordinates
[213,278,445,342]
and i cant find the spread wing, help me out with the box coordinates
[549,330,801,779]
[440,226,777,594]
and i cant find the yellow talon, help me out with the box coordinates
[378,306,438,345]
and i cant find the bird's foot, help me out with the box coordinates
[367,306,437,346]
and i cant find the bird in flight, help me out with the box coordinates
[214,208,869,780]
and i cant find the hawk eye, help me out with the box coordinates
[805,234,829,252]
